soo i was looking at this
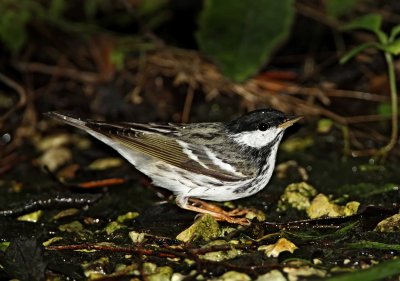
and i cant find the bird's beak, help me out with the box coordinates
[278,115,303,129]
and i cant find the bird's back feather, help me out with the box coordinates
[46,112,249,182]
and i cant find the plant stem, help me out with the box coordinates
[341,125,350,156]
[379,52,399,155]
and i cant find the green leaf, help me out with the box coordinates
[110,48,126,70]
[339,42,378,64]
[389,24,400,41]
[0,8,31,52]
[382,39,400,55]
[197,0,294,82]
[0,241,10,252]
[341,13,382,32]
[325,258,400,281]
[325,0,358,18]
[341,14,387,43]
[375,30,388,44]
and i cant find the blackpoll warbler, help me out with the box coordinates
[47,109,301,224]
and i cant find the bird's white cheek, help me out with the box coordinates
[232,128,282,148]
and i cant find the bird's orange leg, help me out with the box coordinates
[189,198,249,217]
[175,196,250,226]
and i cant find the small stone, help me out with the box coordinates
[375,213,400,232]
[38,147,72,171]
[143,262,173,281]
[0,133,11,145]
[17,210,43,223]
[42,236,63,247]
[201,240,242,262]
[256,270,287,281]
[117,211,139,223]
[245,208,266,222]
[59,221,84,233]
[214,271,251,281]
[53,208,79,220]
[176,214,220,242]
[344,201,360,216]
[258,238,298,258]
[129,231,146,243]
[284,266,326,281]
[88,157,124,170]
[105,221,124,235]
[277,182,317,212]
[307,194,359,219]
[35,134,70,151]
[317,118,333,133]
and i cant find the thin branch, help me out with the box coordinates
[182,85,195,123]
[13,61,100,83]
[0,73,27,127]
[46,244,184,259]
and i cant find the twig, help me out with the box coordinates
[0,152,20,175]
[295,2,340,29]
[0,193,102,217]
[13,61,100,83]
[46,244,186,259]
[182,85,195,123]
[344,114,390,124]
[0,73,27,127]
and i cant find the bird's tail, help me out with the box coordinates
[45,111,88,130]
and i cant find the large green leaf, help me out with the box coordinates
[197,0,294,82]
[0,0,40,52]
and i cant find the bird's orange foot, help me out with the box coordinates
[183,198,251,225]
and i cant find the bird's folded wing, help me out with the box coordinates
[86,122,248,182]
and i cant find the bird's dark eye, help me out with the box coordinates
[258,123,268,131]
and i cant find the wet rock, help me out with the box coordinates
[277,182,317,212]
[375,213,400,232]
[176,214,220,242]
[307,194,359,219]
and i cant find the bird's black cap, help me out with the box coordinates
[226,108,299,133]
